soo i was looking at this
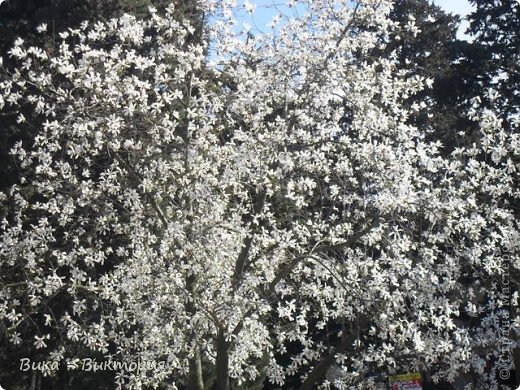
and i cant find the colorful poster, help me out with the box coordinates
[388,372,423,390]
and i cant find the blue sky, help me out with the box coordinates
[433,0,473,17]
[233,0,475,40]
[432,0,474,40]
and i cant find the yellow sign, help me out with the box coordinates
[389,373,421,381]
[388,372,422,390]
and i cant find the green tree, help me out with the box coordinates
[466,0,520,121]
[382,0,481,153]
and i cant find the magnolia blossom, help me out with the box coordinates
[0,1,518,389]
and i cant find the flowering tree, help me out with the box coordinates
[0,0,192,194]
[0,1,518,389]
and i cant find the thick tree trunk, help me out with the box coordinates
[185,272,204,390]
[216,329,230,390]
[298,331,352,390]
[189,345,205,390]
[298,349,341,390]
